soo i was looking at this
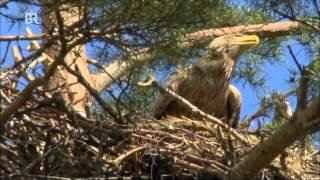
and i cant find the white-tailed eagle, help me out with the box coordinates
[153,34,259,128]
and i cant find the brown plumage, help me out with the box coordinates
[153,34,259,128]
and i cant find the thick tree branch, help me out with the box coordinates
[0,25,68,124]
[224,56,319,179]
[185,21,301,45]
[92,21,302,92]
[0,34,48,41]
[0,56,64,123]
[223,98,320,180]
[93,48,151,92]
[0,0,9,8]
[295,62,316,112]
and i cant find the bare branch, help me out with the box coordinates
[62,62,120,121]
[12,46,35,81]
[0,8,70,124]
[0,34,48,41]
[113,145,148,166]
[287,45,303,73]
[273,9,320,32]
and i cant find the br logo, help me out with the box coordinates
[25,11,41,25]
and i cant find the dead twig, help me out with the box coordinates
[113,145,148,166]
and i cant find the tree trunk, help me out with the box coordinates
[41,2,93,116]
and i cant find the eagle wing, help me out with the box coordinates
[153,68,188,119]
[226,84,242,128]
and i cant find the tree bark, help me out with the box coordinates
[41,2,93,116]
[186,21,300,45]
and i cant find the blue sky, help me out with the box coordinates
[0,2,310,124]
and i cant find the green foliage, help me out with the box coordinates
[87,0,227,44]
[264,117,288,134]
[124,85,156,112]
[310,48,320,98]
[250,0,320,20]
[255,91,292,134]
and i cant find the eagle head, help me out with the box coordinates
[207,34,259,60]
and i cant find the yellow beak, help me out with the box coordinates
[233,35,260,45]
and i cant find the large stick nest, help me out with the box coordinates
[0,94,319,180]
